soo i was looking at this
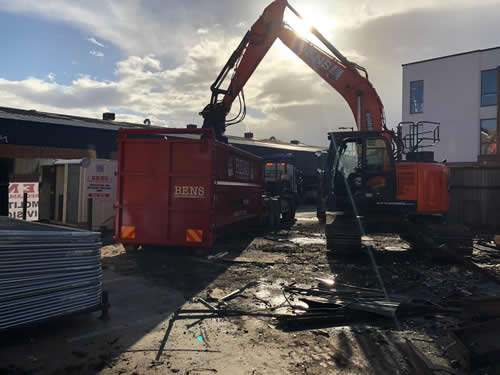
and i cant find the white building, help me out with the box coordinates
[402,47,499,164]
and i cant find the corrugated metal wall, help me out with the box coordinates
[448,166,500,232]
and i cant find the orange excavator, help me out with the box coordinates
[201,0,472,255]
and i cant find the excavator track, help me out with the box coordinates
[326,212,473,258]
[401,222,473,257]
[426,223,473,256]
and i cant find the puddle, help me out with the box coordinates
[384,246,409,251]
[289,237,326,245]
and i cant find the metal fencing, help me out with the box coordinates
[448,166,500,233]
[0,217,103,331]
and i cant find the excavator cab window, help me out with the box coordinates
[331,139,362,199]
[337,140,362,178]
[366,138,393,172]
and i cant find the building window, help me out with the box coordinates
[410,80,424,114]
[480,118,497,155]
[481,69,498,106]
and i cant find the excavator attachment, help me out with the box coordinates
[201,0,287,141]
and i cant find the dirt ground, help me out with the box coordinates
[1,208,500,375]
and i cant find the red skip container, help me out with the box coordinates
[114,128,264,248]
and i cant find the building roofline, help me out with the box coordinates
[402,46,500,67]
[228,136,325,152]
[0,106,150,130]
[0,105,327,151]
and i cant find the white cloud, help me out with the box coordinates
[0,0,500,145]
[0,0,498,58]
[47,72,56,81]
[87,37,105,48]
[89,50,104,57]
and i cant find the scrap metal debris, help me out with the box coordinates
[218,282,258,302]
[277,282,403,330]
[155,310,179,361]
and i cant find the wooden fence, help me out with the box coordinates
[448,166,500,233]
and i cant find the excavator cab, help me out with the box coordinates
[328,131,397,215]
[323,130,404,254]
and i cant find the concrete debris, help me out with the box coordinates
[208,288,227,300]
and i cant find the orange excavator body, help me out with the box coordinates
[200,0,450,219]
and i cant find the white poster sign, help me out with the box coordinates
[86,162,114,199]
[8,182,39,221]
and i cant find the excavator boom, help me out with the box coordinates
[201,0,385,139]
[278,26,384,132]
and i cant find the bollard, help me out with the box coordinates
[87,198,93,231]
[22,192,28,220]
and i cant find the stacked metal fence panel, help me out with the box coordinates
[448,166,500,233]
[0,217,103,331]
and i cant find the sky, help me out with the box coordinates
[0,0,499,146]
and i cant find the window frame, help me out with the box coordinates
[479,118,497,156]
[409,80,424,114]
[480,69,498,107]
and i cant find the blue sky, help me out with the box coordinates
[0,12,120,85]
[0,0,499,145]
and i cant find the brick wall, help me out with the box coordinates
[0,144,97,159]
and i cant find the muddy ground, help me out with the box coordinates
[1,208,500,374]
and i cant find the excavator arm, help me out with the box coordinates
[200,0,287,139]
[201,0,385,140]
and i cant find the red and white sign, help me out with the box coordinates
[8,183,39,221]
[87,172,112,199]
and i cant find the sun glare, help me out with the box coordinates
[285,6,335,43]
